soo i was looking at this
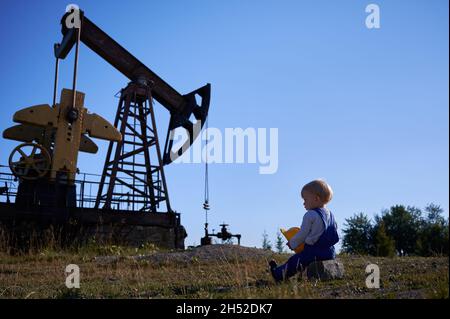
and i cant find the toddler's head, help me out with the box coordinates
[301,179,333,210]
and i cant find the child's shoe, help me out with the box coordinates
[269,259,277,270]
[268,260,281,283]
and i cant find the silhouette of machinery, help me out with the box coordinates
[0,8,211,249]
[200,201,241,246]
[201,223,241,246]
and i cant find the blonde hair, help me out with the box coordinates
[301,179,333,204]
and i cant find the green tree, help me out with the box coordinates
[425,203,446,224]
[262,230,272,251]
[373,221,396,257]
[416,204,449,256]
[342,213,373,254]
[275,231,284,253]
[380,205,422,255]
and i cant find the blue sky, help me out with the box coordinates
[0,0,448,249]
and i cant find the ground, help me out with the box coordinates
[0,244,448,299]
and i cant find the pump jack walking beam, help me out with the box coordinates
[54,10,211,165]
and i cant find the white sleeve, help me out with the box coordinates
[289,211,314,249]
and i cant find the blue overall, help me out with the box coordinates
[272,208,339,282]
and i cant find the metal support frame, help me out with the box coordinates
[95,82,171,213]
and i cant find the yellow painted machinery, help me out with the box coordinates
[0,7,210,249]
[3,89,121,209]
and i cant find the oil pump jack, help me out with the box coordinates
[0,9,211,249]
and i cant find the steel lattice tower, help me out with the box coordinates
[95,81,171,213]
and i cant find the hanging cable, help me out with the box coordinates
[204,117,209,203]
[52,57,59,108]
[72,24,81,103]
[67,23,82,123]
[203,116,210,222]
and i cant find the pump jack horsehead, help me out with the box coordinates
[0,8,210,248]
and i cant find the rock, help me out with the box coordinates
[94,255,122,265]
[134,244,274,265]
[306,259,345,280]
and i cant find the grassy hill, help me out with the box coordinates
[0,244,448,299]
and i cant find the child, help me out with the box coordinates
[269,179,339,282]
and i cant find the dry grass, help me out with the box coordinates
[0,243,448,299]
